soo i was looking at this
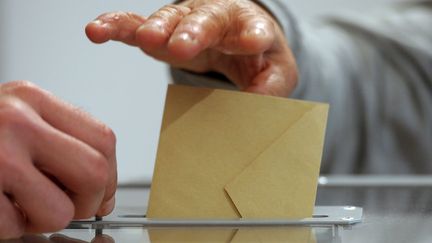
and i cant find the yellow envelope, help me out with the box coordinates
[147,85,328,219]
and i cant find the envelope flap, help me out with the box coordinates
[160,84,213,132]
[225,104,329,219]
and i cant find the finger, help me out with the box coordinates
[136,4,191,55]
[167,2,275,59]
[167,2,231,60]
[228,0,276,55]
[34,133,108,220]
[0,194,25,239]
[0,97,74,233]
[32,113,109,219]
[228,14,275,55]
[1,81,117,216]
[245,61,298,97]
[86,11,146,45]
[21,235,52,243]
[91,235,115,243]
[0,96,108,220]
[50,233,88,243]
[96,197,115,217]
[5,156,74,233]
[49,234,114,243]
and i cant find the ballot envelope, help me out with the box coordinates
[68,85,363,241]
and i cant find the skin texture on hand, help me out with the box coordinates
[86,0,298,97]
[0,81,117,239]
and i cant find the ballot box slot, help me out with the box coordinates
[68,206,362,229]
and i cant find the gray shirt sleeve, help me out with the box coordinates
[171,1,432,174]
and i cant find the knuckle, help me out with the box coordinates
[152,4,189,20]
[239,11,268,26]
[0,80,41,97]
[0,97,34,133]
[85,152,109,191]
[234,3,273,27]
[191,3,229,31]
[0,151,19,183]
[235,0,268,15]
[99,125,117,158]
[0,96,23,115]
[234,4,256,20]
[0,152,17,178]
[109,11,143,25]
[99,11,126,22]
[232,1,275,32]
[0,153,30,195]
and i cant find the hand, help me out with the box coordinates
[7,233,115,243]
[50,233,115,243]
[85,0,298,97]
[0,81,117,239]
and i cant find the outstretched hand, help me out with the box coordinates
[86,0,298,97]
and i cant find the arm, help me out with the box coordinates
[85,1,432,174]
[281,1,432,173]
[171,1,432,174]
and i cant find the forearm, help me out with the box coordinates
[261,1,432,174]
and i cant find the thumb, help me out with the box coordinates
[245,62,298,97]
[91,235,115,243]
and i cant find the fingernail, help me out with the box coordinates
[93,234,115,243]
[249,28,265,36]
[246,22,267,37]
[92,19,103,26]
[170,32,198,45]
[177,32,193,41]
[92,19,110,30]
[97,197,115,216]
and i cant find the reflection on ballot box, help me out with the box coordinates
[148,227,316,243]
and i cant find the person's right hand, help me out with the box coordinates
[85,0,298,97]
[0,81,117,239]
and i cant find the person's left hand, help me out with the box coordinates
[0,81,117,239]
[8,234,115,243]
[50,234,114,243]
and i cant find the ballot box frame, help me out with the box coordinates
[68,206,362,229]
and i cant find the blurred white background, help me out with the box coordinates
[0,0,395,184]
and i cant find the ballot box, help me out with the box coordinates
[5,175,432,243]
